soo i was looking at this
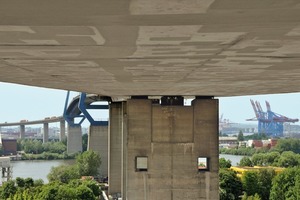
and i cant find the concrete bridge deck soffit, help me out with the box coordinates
[0,0,300,97]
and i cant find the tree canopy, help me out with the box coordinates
[219,169,243,200]
[270,167,300,200]
[219,158,232,169]
[76,151,101,177]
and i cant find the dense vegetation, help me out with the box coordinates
[0,150,103,200]
[17,139,67,154]
[16,133,89,160]
[219,157,300,200]
[238,151,300,168]
[47,150,101,183]
[17,139,75,160]
[219,138,300,200]
[0,178,102,200]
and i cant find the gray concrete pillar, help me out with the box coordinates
[108,102,123,196]
[88,125,108,178]
[122,98,219,200]
[67,125,82,154]
[192,98,219,200]
[19,125,25,139]
[59,120,66,141]
[43,123,49,143]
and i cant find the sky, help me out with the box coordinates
[1,82,300,127]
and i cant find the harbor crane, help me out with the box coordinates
[247,99,299,137]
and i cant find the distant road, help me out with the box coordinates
[0,116,64,127]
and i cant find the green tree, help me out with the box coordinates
[1,180,17,199]
[12,188,24,200]
[275,151,300,167]
[270,167,300,200]
[82,134,88,152]
[76,150,101,177]
[252,153,265,166]
[57,185,78,200]
[17,139,22,151]
[43,141,66,154]
[47,165,80,183]
[24,178,34,188]
[275,138,300,154]
[36,182,60,200]
[238,130,244,141]
[242,171,260,197]
[264,151,280,166]
[293,173,300,199]
[257,169,275,200]
[242,193,261,200]
[21,188,37,200]
[16,177,25,188]
[76,185,96,200]
[34,179,44,187]
[82,180,101,197]
[239,157,253,167]
[219,158,232,168]
[219,169,243,200]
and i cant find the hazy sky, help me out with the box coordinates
[1,82,300,127]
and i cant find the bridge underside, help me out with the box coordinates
[1,0,300,98]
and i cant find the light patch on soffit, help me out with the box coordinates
[0,26,105,46]
[286,26,300,36]
[130,0,215,15]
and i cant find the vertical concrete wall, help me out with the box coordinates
[88,125,108,177]
[60,120,66,141]
[123,99,219,200]
[43,123,49,143]
[192,99,219,200]
[67,125,82,154]
[108,102,123,196]
[19,125,25,139]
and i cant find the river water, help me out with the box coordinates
[10,154,245,182]
[11,159,75,183]
[219,154,246,166]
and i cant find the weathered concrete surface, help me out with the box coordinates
[43,123,49,143]
[108,102,123,196]
[59,120,66,142]
[1,0,300,97]
[88,125,108,177]
[67,125,82,154]
[19,125,25,139]
[123,99,218,200]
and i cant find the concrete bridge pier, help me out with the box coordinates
[108,102,124,197]
[19,125,25,139]
[59,120,66,141]
[67,125,82,154]
[108,98,219,200]
[88,125,108,178]
[43,123,49,143]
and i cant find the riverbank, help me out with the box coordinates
[9,152,77,161]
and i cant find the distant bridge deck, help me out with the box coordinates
[0,116,64,127]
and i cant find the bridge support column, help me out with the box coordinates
[67,125,82,154]
[59,120,66,141]
[118,98,219,200]
[43,123,49,143]
[108,102,123,197]
[19,125,25,139]
[88,125,108,177]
